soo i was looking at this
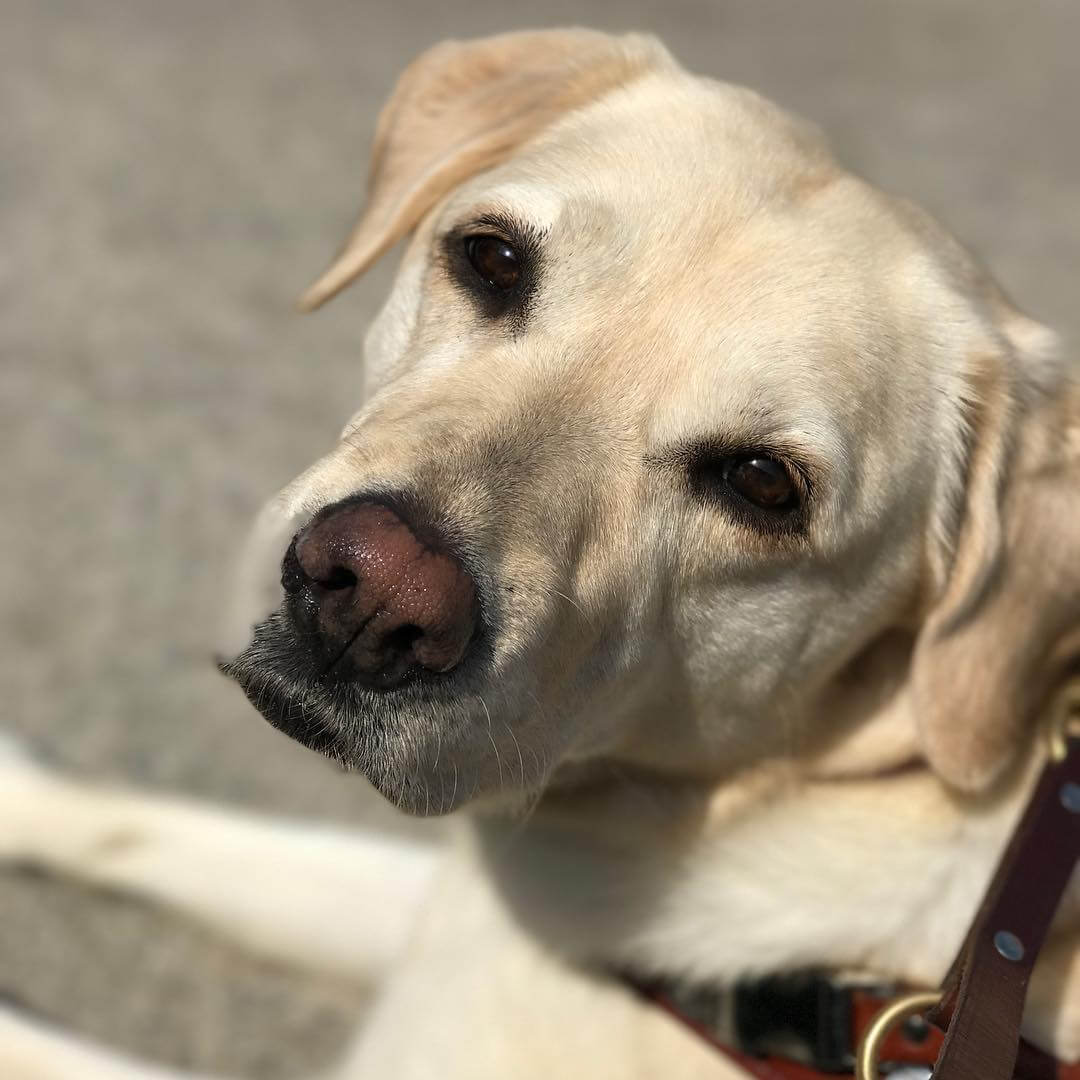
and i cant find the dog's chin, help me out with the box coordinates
[220,609,537,816]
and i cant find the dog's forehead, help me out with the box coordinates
[439,71,920,362]
[448,82,814,231]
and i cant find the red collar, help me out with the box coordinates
[626,687,1080,1080]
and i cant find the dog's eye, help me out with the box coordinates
[684,449,804,529]
[725,456,796,510]
[464,235,521,292]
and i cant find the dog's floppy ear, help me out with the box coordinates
[911,311,1079,792]
[298,29,671,311]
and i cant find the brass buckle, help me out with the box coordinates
[854,990,942,1080]
[1045,679,1080,763]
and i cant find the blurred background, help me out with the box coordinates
[2,1,1078,1077]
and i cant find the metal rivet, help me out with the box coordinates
[901,1014,931,1045]
[1061,782,1080,814]
[994,930,1025,962]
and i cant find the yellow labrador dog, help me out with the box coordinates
[2,28,1078,1080]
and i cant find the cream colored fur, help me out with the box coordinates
[3,29,1078,1080]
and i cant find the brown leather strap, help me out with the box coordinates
[928,733,1080,1080]
[624,722,1080,1080]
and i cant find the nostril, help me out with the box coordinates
[281,544,306,595]
[319,566,358,592]
[383,623,424,654]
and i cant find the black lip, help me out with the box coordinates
[219,601,495,764]
[218,610,355,757]
[223,654,350,758]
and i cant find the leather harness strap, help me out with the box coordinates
[928,725,1080,1080]
[626,687,1080,1080]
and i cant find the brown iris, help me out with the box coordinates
[465,235,521,291]
[726,456,795,509]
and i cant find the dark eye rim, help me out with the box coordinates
[440,212,541,323]
[678,444,814,537]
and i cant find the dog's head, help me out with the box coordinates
[222,30,1079,814]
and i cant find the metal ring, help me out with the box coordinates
[854,990,942,1080]
[1046,679,1080,763]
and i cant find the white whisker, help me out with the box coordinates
[553,588,593,626]
[479,694,504,790]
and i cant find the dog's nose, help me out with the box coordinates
[284,500,478,688]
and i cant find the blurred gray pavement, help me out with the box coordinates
[2,1,1078,1076]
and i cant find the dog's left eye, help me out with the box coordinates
[683,448,806,532]
[464,235,521,292]
[726,457,796,509]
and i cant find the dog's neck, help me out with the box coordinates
[475,732,1080,1057]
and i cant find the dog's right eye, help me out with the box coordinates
[442,216,537,321]
[681,446,810,538]
[725,457,796,510]
[464,235,522,292]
